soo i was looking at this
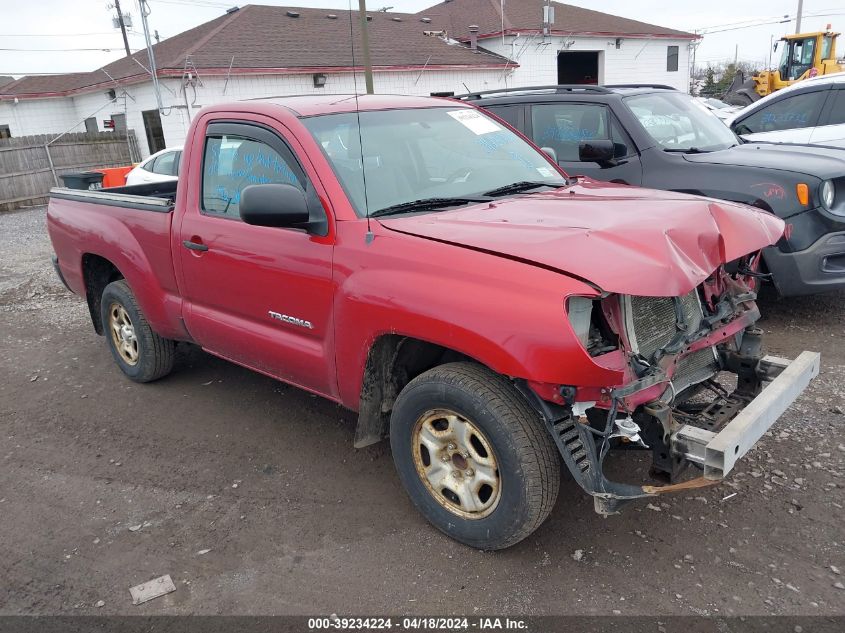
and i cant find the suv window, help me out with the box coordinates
[202,134,303,219]
[530,103,633,161]
[734,90,827,134]
[484,105,522,129]
[826,89,845,126]
[151,151,178,176]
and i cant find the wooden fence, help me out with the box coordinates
[0,131,140,212]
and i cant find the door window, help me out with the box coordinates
[484,105,522,129]
[734,90,827,134]
[201,133,303,219]
[151,151,178,176]
[826,89,845,126]
[530,103,633,161]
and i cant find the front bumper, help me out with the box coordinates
[764,231,845,296]
[671,351,820,480]
[536,350,819,515]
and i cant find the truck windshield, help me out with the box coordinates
[302,107,567,217]
[624,92,739,152]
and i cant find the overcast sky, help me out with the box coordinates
[2,0,842,77]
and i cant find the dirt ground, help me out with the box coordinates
[1,206,843,616]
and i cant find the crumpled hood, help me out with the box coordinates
[379,181,785,297]
[683,142,845,180]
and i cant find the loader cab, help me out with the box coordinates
[777,35,817,81]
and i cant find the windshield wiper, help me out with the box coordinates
[483,181,562,197]
[369,197,489,218]
[663,147,710,154]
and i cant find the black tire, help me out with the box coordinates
[100,279,174,383]
[389,362,560,550]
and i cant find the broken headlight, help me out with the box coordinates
[566,296,593,348]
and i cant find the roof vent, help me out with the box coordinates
[420,17,431,23]
[366,15,373,21]
[225,6,239,14]
[326,13,337,19]
[286,10,299,18]
[392,17,402,22]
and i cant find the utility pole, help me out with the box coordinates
[796,0,804,33]
[358,0,374,94]
[114,0,131,57]
[139,0,163,111]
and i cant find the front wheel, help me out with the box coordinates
[100,280,175,383]
[389,362,560,550]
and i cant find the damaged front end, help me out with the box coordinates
[523,255,819,515]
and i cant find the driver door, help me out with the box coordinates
[176,114,337,397]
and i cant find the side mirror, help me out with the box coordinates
[240,183,310,228]
[578,139,615,163]
[540,146,558,163]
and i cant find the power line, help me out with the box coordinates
[148,0,232,8]
[0,47,142,52]
[0,32,138,37]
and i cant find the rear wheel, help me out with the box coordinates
[390,362,560,550]
[100,280,174,382]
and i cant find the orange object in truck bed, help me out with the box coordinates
[96,166,135,188]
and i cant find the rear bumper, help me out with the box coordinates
[51,255,71,292]
[671,351,820,480]
[764,232,845,296]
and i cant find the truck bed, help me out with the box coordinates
[47,178,186,340]
[49,180,177,213]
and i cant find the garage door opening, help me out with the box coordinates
[558,51,600,85]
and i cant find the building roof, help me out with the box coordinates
[0,76,14,88]
[0,4,512,100]
[417,0,698,41]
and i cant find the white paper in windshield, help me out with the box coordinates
[447,109,502,135]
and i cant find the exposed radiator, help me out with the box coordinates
[624,291,719,393]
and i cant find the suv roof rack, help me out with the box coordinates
[603,84,678,90]
[457,84,612,100]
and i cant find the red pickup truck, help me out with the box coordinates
[48,94,819,550]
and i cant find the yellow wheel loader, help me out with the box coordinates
[725,28,842,105]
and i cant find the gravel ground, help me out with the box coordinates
[1,206,844,616]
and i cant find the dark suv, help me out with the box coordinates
[461,85,845,296]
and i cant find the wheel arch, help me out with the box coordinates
[81,253,125,335]
[354,334,477,448]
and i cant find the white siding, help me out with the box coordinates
[0,97,83,138]
[480,34,692,91]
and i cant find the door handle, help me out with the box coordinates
[182,239,209,252]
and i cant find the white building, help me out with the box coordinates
[0,2,697,158]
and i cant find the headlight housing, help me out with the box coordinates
[566,296,593,348]
[821,179,835,210]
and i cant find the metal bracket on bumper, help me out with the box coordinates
[671,351,820,480]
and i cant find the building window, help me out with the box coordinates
[0,124,11,139]
[667,46,679,72]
